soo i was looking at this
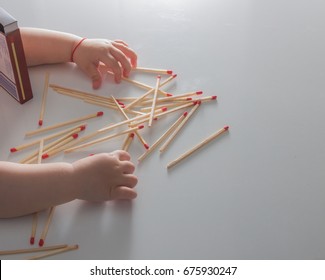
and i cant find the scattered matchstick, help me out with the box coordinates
[42,133,79,159]
[27,244,79,260]
[20,126,85,164]
[159,101,201,153]
[30,212,38,245]
[125,74,177,109]
[167,126,229,169]
[10,124,86,153]
[64,125,144,153]
[0,244,68,256]
[30,139,44,244]
[38,72,50,126]
[148,75,161,127]
[39,206,56,247]
[133,67,173,75]
[138,111,188,162]
[111,96,149,150]
[25,112,103,137]
[122,133,135,151]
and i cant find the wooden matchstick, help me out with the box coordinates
[30,139,44,244]
[167,126,229,169]
[20,126,85,164]
[41,133,79,159]
[133,67,173,75]
[39,206,55,247]
[138,112,188,162]
[65,126,144,153]
[148,75,161,127]
[160,101,201,153]
[0,244,68,256]
[38,72,50,126]
[30,212,38,245]
[125,74,177,109]
[25,111,103,137]
[128,101,194,127]
[122,133,135,151]
[10,124,86,153]
[27,244,79,260]
[111,96,149,149]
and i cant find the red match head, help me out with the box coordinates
[144,143,150,149]
[42,153,49,159]
[79,125,86,131]
[30,237,35,245]
[211,95,217,100]
[183,112,188,117]
[196,91,203,95]
[167,70,173,75]
[39,239,44,247]
[38,120,43,126]
[161,107,168,112]
[138,125,144,129]
[224,125,229,130]
[97,111,104,116]
[10,147,17,153]
[72,133,79,139]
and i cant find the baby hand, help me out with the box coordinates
[72,151,138,202]
[73,39,137,89]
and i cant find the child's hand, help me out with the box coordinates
[72,151,138,202]
[73,39,137,89]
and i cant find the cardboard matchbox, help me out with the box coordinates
[0,7,33,104]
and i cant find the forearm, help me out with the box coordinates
[20,27,81,66]
[0,161,77,218]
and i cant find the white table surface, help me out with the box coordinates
[0,0,325,260]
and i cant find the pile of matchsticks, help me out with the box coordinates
[10,68,228,167]
[6,66,229,259]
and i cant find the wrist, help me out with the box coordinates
[71,37,87,63]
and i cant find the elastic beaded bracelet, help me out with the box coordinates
[70,38,87,62]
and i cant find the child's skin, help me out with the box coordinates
[0,28,138,218]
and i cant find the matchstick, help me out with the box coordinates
[30,212,38,245]
[20,126,85,164]
[133,67,173,75]
[10,124,86,153]
[128,101,194,127]
[0,244,68,256]
[138,112,188,162]
[11,42,26,100]
[39,206,55,247]
[125,74,177,109]
[111,96,149,149]
[122,133,135,151]
[159,101,201,153]
[25,111,103,137]
[148,75,161,127]
[30,139,44,244]
[64,125,144,153]
[167,126,229,169]
[42,133,79,159]
[27,244,79,260]
[38,72,50,126]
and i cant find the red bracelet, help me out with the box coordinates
[70,38,87,62]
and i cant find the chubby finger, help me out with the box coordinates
[112,41,137,68]
[109,47,132,78]
[111,150,131,161]
[112,186,137,200]
[120,160,135,174]
[100,52,123,83]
